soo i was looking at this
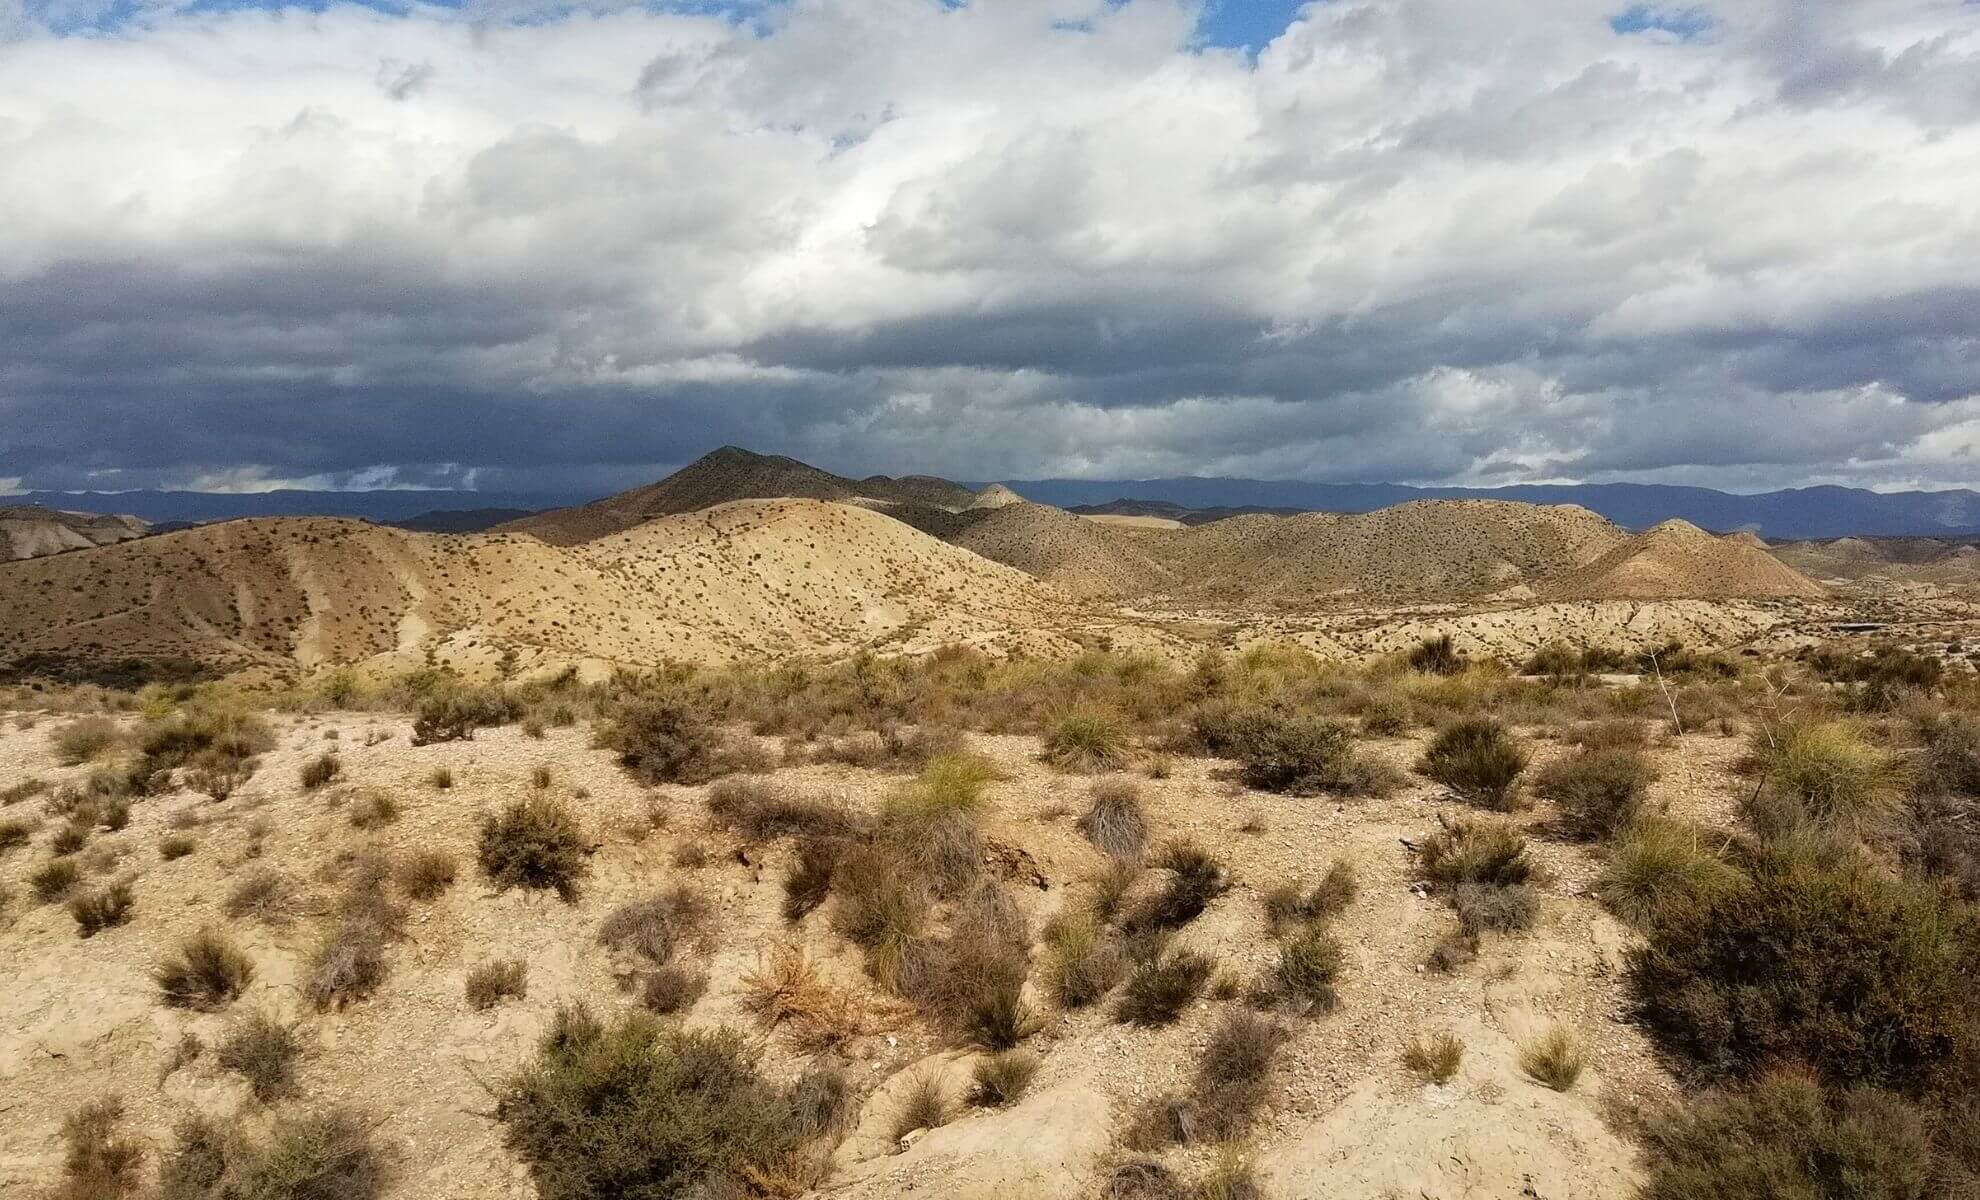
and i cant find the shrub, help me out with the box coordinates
[1419,719,1529,810]
[1748,720,1907,839]
[1519,1023,1585,1091]
[303,864,405,1012]
[1269,922,1345,1014]
[299,752,341,791]
[1355,691,1414,736]
[1235,713,1399,797]
[640,964,708,1015]
[1638,1069,1967,1200]
[1099,1159,1186,1200]
[497,1006,809,1200]
[738,942,867,1054]
[156,929,255,1011]
[830,843,931,990]
[159,833,197,861]
[216,1012,303,1101]
[31,858,81,902]
[1077,779,1148,862]
[890,1070,953,1141]
[132,704,274,791]
[158,1108,389,1200]
[1535,748,1656,840]
[0,815,33,852]
[50,822,89,855]
[1595,817,1743,928]
[1115,948,1213,1026]
[1402,1031,1465,1084]
[225,869,299,925]
[1043,708,1130,772]
[347,791,398,830]
[70,880,135,937]
[972,1049,1040,1107]
[1417,816,1534,888]
[428,766,454,790]
[597,887,709,966]
[52,716,121,765]
[410,686,520,744]
[597,695,725,785]
[1261,860,1357,933]
[1452,881,1537,934]
[782,837,843,921]
[395,850,457,900]
[98,797,130,831]
[894,753,998,815]
[1407,634,1465,676]
[478,793,589,901]
[1630,845,1980,1094]
[707,778,864,841]
[1042,911,1125,1008]
[1121,840,1228,934]
[466,959,529,1010]
[49,1097,145,1199]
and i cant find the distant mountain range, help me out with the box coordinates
[11,475,1980,541]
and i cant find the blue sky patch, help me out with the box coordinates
[1609,4,1713,40]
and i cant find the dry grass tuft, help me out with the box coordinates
[739,941,872,1053]
[889,1070,953,1142]
[971,1050,1040,1107]
[1115,947,1213,1026]
[1519,1023,1586,1091]
[1077,778,1149,862]
[465,959,528,1010]
[1402,1031,1465,1084]
[1043,707,1131,773]
[225,869,299,926]
[69,879,135,937]
[1419,718,1529,810]
[216,1011,304,1101]
[49,1096,145,1200]
[156,929,255,1011]
[395,849,457,900]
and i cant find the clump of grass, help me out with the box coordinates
[1402,1031,1465,1084]
[895,753,998,815]
[1077,778,1149,862]
[299,751,341,791]
[69,880,135,937]
[706,778,865,842]
[1115,947,1213,1026]
[303,860,405,1011]
[157,1108,389,1200]
[1043,707,1131,773]
[225,869,299,925]
[466,958,529,1010]
[640,964,708,1015]
[1261,860,1357,933]
[889,1070,953,1141]
[1518,1023,1586,1091]
[1747,719,1908,839]
[428,765,454,790]
[49,1096,145,1199]
[1419,718,1529,810]
[1418,816,1534,888]
[1267,922,1345,1014]
[597,887,710,967]
[971,1050,1039,1107]
[830,843,932,989]
[1452,880,1537,934]
[216,1011,303,1101]
[1536,747,1657,840]
[0,815,34,853]
[478,793,589,901]
[394,849,457,900]
[496,1005,817,1199]
[52,716,122,765]
[347,791,399,830]
[1407,634,1465,676]
[782,837,843,921]
[156,929,255,1011]
[159,833,197,861]
[1595,817,1743,928]
[1042,910,1126,1008]
[32,858,81,902]
[50,822,89,855]
[1123,839,1228,934]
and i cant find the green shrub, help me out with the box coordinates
[1234,713,1399,797]
[1043,707,1131,773]
[1407,635,1465,676]
[156,929,255,1011]
[1639,1069,1971,1200]
[69,881,135,937]
[496,1005,811,1199]
[478,793,589,901]
[1535,748,1656,840]
[410,686,521,744]
[1042,911,1125,1008]
[597,695,725,785]
[1354,691,1414,736]
[1418,719,1529,810]
[1630,845,1980,1094]
[216,1012,303,1101]
[1595,817,1743,928]
[1418,817,1534,888]
[1748,720,1908,839]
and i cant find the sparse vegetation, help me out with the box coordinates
[159,833,197,860]
[1267,921,1346,1013]
[346,790,398,829]
[1747,719,1908,839]
[157,1107,389,1200]
[1123,839,1228,933]
[1116,947,1213,1026]
[299,751,341,790]
[216,1011,303,1101]
[1519,1023,1586,1091]
[225,869,299,925]
[478,792,589,900]
[1402,1031,1465,1084]
[1043,707,1131,772]
[52,716,121,765]
[69,879,135,936]
[156,929,255,1011]
[1535,747,1656,840]
[1407,634,1465,676]
[1419,718,1529,809]
[971,1050,1040,1107]
[1262,860,1357,933]
[31,857,81,902]
[465,959,529,1010]
[48,1096,145,1199]
[1077,778,1148,862]
[1042,910,1126,1008]
[395,849,457,900]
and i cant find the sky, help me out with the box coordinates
[1,0,1978,495]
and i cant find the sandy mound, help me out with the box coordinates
[0,505,148,561]
[948,501,1168,599]
[497,448,975,546]
[1770,535,1980,583]
[0,501,1077,675]
[1547,520,1825,599]
[1722,529,1770,549]
[968,483,1026,510]
[1151,501,1626,601]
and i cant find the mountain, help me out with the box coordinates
[948,502,1168,598]
[1,488,594,526]
[0,505,149,561]
[1544,520,1826,600]
[495,447,983,546]
[996,479,1980,540]
[0,500,1075,675]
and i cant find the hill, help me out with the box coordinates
[497,448,982,546]
[0,501,1076,675]
[0,505,148,561]
[1769,534,1980,584]
[1147,501,1627,601]
[386,507,539,534]
[1545,520,1826,600]
[947,501,1169,598]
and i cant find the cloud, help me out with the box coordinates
[0,0,1977,493]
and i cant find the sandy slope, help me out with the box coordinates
[1546,521,1825,600]
[1770,535,1980,584]
[948,502,1171,599]
[0,505,149,561]
[0,501,1078,676]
